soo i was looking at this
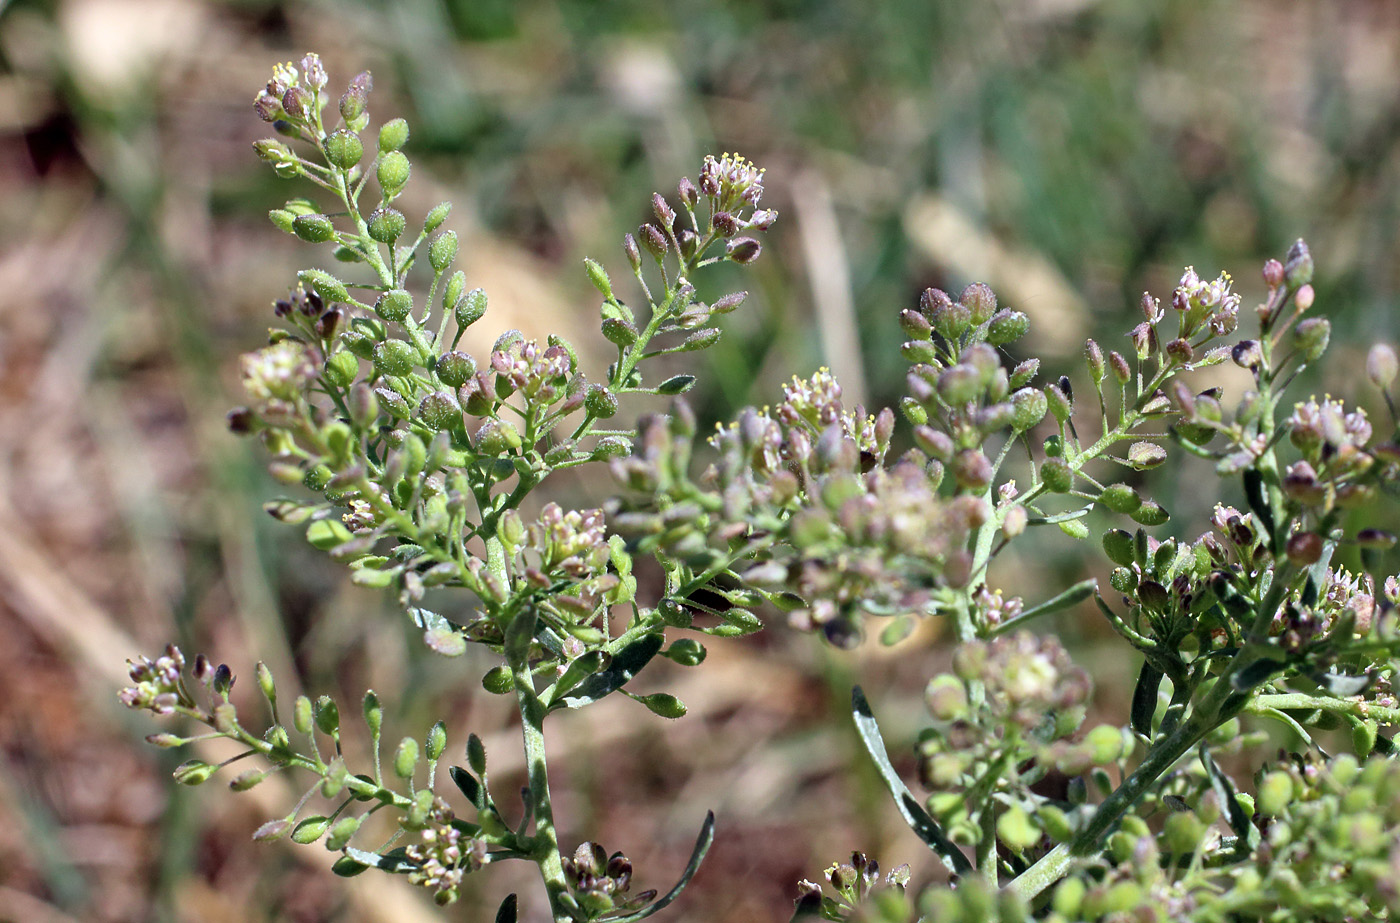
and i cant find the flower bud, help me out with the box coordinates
[1108,351,1131,385]
[583,258,612,298]
[475,418,522,454]
[425,720,447,761]
[281,85,312,120]
[1044,381,1072,423]
[1231,339,1261,370]
[961,282,997,324]
[1292,317,1330,361]
[1368,344,1398,389]
[952,449,993,490]
[680,328,722,351]
[622,233,641,270]
[339,71,372,123]
[299,269,348,304]
[1283,239,1313,289]
[293,695,313,734]
[639,224,667,258]
[1262,258,1285,288]
[1084,338,1105,383]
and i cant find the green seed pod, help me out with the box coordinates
[961,282,998,325]
[348,383,379,428]
[1283,238,1313,289]
[378,117,410,153]
[293,695,314,735]
[173,759,218,786]
[1163,811,1204,856]
[1041,457,1073,493]
[657,374,695,395]
[299,269,348,304]
[1038,805,1074,843]
[323,130,364,170]
[293,214,337,243]
[601,318,639,347]
[425,721,447,762]
[417,390,461,430]
[986,309,1030,345]
[423,201,451,234]
[584,385,619,419]
[323,350,359,388]
[1293,317,1330,361]
[367,206,406,243]
[1129,500,1169,526]
[435,351,476,389]
[635,692,687,719]
[996,805,1040,851]
[428,230,458,275]
[466,733,487,776]
[376,150,411,196]
[1127,441,1167,470]
[291,815,332,845]
[362,690,382,739]
[1257,770,1294,816]
[440,271,466,315]
[583,258,612,299]
[455,287,487,328]
[393,736,420,780]
[269,208,296,233]
[474,419,522,455]
[325,815,363,851]
[664,638,707,667]
[314,695,340,735]
[924,675,968,722]
[255,662,277,707]
[1045,381,1072,423]
[1052,877,1086,917]
[900,339,938,364]
[1098,483,1141,514]
[373,339,417,377]
[229,768,269,791]
[1010,387,1047,432]
[680,328,722,351]
[1103,529,1135,567]
[657,599,692,628]
[1084,724,1125,763]
[482,665,514,694]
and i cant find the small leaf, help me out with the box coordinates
[554,632,664,710]
[1230,656,1285,692]
[424,626,466,657]
[1306,666,1373,697]
[1198,744,1259,854]
[342,845,419,874]
[1131,662,1164,737]
[605,812,716,922]
[331,855,371,877]
[494,894,518,923]
[1242,469,1276,552]
[850,687,972,875]
[252,819,292,841]
[449,765,485,809]
[989,578,1097,636]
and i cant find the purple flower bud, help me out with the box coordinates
[652,192,676,228]
[678,176,699,206]
[1284,239,1313,289]
[1368,344,1399,389]
[639,224,668,258]
[1108,351,1131,385]
[281,86,312,120]
[960,282,997,325]
[339,71,372,123]
[1262,258,1285,289]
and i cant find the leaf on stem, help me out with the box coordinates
[1131,662,1164,738]
[606,811,716,922]
[850,687,973,875]
[988,578,1097,636]
[1198,744,1259,853]
[553,632,664,710]
[339,845,418,875]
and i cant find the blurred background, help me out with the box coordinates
[1,0,1398,920]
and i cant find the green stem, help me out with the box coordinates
[514,674,575,923]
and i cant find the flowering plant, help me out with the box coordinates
[124,55,1400,922]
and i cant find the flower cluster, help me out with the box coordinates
[562,842,655,916]
[119,644,190,715]
[794,851,911,922]
[405,798,487,905]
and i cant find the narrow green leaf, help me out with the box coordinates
[850,687,972,875]
[1241,469,1276,552]
[449,765,485,810]
[554,632,664,710]
[607,811,715,922]
[1198,744,1258,853]
[1131,662,1164,737]
[989,578,1097,636]
[1230,656,1285,693]
[342,845,418,874]
[494,894,518,923]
